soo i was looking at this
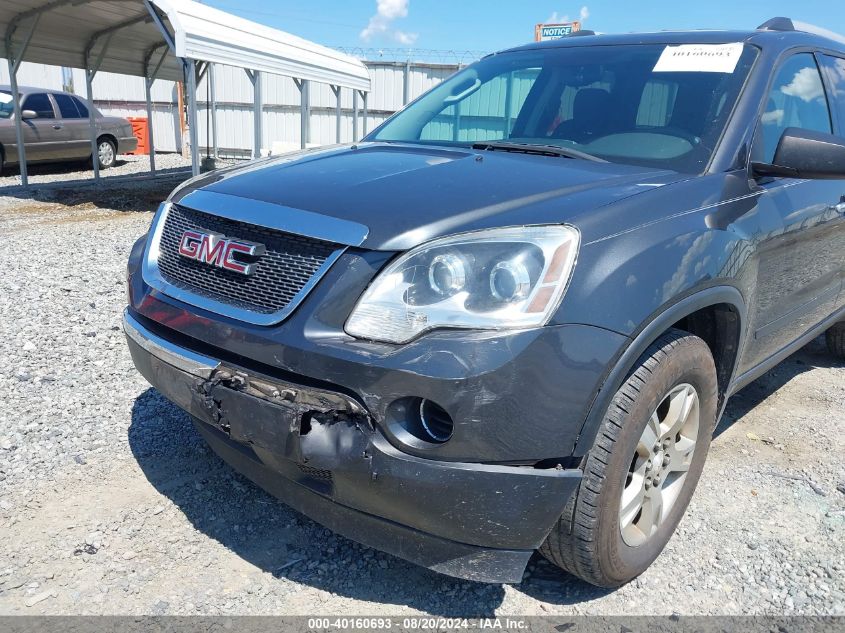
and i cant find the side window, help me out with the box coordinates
[818,54,845,135]
[759,54,831,163]
[71,96,89,118]
[22,93,55,119]
[53,93,81,118]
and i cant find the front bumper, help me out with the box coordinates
[124,310,584,583]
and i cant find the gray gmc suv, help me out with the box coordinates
[124,18,845,587]
[0,86,137,172]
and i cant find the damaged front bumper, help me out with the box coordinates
[124,309,582,583]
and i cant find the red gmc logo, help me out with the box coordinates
[178,230,265,276]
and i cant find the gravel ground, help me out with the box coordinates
[0,153,191,190]
[0,178,842,616]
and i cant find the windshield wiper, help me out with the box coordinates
[471,141,606,163]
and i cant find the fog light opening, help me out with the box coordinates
[385,397,455,448]
[417,399,453,443]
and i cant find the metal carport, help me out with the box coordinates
[2,0,371,187]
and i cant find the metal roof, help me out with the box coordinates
[1,0,371,90]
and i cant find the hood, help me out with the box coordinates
[173,142,686,250]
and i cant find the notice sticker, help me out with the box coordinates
[653,43,744,73]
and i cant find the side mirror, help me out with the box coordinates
[21,109,38,119]
[752,127,845,179]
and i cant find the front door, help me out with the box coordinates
[19,92,67,162]
[819,53,845,313]
[741,53,845,372]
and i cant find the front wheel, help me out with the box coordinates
[540,328,718,587]
[96,138,116,169]
[826,321,845,358]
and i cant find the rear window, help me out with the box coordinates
[72,96,89,118]
[54,93,82,118]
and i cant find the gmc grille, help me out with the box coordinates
[156,204,340,316]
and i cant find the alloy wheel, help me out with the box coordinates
[619,383,700,547]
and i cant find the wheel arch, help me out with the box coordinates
[96,133,118,148]
[571,285,746,457]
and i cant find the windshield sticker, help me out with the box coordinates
[653,43,743,73]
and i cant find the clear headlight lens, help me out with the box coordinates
[345,225,580,344]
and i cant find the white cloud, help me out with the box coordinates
[780,67,825,103]
[360,0,418,45]
[546,5,589,25]
[579,6,589,22]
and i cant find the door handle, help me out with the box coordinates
[52,124,63,130]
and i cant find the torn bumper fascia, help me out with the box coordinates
[123,309,582,583]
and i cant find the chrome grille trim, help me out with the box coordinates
[142,201,347,326]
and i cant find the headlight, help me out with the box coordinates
[345,225,579,344]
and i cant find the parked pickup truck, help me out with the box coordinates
[0,86,137,172]
[124,17,845,587]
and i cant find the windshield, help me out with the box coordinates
[367,43,759,173]
[0,91,14,119]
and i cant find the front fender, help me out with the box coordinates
[570,285,746,457]
[558,216,754,456]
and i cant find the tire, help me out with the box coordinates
[95,137,116,170]
[826,321,845,358]
[540,328,718,587]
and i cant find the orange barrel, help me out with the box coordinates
[127,117,149,155]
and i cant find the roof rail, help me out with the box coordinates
[756,17,845,44]
[757,17,795,32]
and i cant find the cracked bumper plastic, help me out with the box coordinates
[124,309,583,583]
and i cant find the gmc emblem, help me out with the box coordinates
[178,230,266,276]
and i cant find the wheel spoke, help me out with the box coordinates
[666,435,696,472]
[619,477,646,529]
[662,385,696,440]
[639,485,664,537]
[639,412,660,451]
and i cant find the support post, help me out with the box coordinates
[143,45,167,176]
[5,12,42,188]
[84,29,117,184]
[503,71,514,137]
[297,78,310,150]
[361,91,368,137]
[403,59,411,105]
[330,85,341,144]
[185,59,200,176]
[247,69,262,158]
[6,59,28,187]
[85,67,101,183]
[145,76,156,175]
[209,63,218,159]
[352,90,359,142]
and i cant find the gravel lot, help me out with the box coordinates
[0,153,191,190]
[0,176,843,616]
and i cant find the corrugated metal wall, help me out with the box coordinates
[1,59,461,155]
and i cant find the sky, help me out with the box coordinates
[202,0,845,56]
